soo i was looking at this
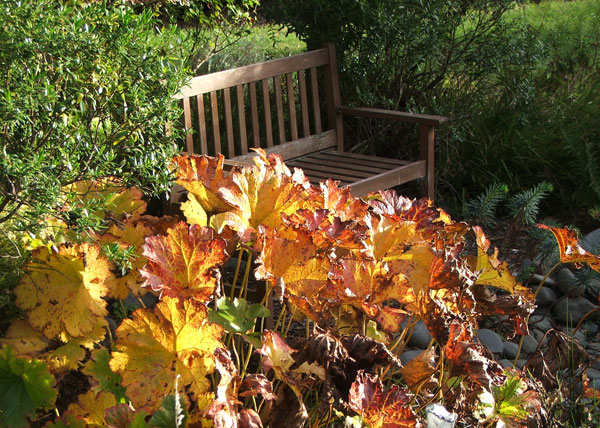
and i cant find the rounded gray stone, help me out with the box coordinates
[123,292,159,310]
[503,341,519,360]
[498,359,514,369]
[530,273,557,288]
[554,297,600,325]
[582,321,599,335]
[580,228,600,254]
[586,368,600,380]
[521,334,539,355]
[477,328,504,355]
[515,359,527,369]
[558,268,580,296]
[536,286,557,307]
[529,314,553,332]
[400,349,425,366]
[408,320,433,349]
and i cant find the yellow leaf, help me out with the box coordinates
[65,390,116,427]
[109,296,224,412]
[15,244,111,340]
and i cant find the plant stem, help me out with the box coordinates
[513,261,561,366]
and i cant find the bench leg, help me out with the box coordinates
[419,124,435,202]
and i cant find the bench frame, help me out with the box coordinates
[173,43,447,200]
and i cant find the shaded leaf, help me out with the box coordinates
[82,348,128,403]
[150,394,188,428]
[64,390,117,427]
[208,297,270,341]
[0,346,57,428]
[105,403,150,428]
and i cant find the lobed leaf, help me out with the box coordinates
[0,346,57,428]
[141,221,228,300]
[109,296,224,412]
[14,243,112,340]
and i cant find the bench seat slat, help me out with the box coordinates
[290,156,390,174]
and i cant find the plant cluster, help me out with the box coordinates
[6,152,597,427]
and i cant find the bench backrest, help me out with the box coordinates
[173,44,344,162]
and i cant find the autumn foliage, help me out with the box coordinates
[4,151,598,427]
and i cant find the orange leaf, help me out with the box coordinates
[65,390,117,427]
[109,296,224,412]
[15,244,111,341]
[219,152,315,242]
[173,154,237,215]
[538,224,600,271]
[141,221,228,300]
[399,348,439,393]
[319,179,369,222]
[348,371,421,428]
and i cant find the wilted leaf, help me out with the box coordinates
[239,374,276,401]
[109,296,224,412]
[141,222,227,300]
[470,227,519,293]
[45,414,87,428]
[444,321,503,390]
[538,224,600,271]
[65,390,117,427]
[348,370,421,428]
[15,243,111,340]
[0,346,57,428]
[399,347,439,393]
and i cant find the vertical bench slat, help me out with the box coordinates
[196,95,208,155]
[310,67,322,134]
[274,76,285,144]
[236,85,248,155]
[210,91,221,155]
[183,97,194,153]
[223,88,235,158]
[249,82,260,149]
[298,70,310,137]
[262,78,273,148]
[286,73,298,141]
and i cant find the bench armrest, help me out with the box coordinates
[337,106,448,126]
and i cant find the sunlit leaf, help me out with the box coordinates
[0,346,57,428]
[15,243,112,340]
[319,179,369,222]
[219,151,315,243]
[99,215,178,296]
[173,154,237,215]
[348,370,421,428]
[537,224,600,271]
[399,347,439,393]
[141,221,228,300]
[109,296,223,412]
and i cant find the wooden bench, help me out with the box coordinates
[172,43,447,202]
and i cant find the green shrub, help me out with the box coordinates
[0,0,190,233]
